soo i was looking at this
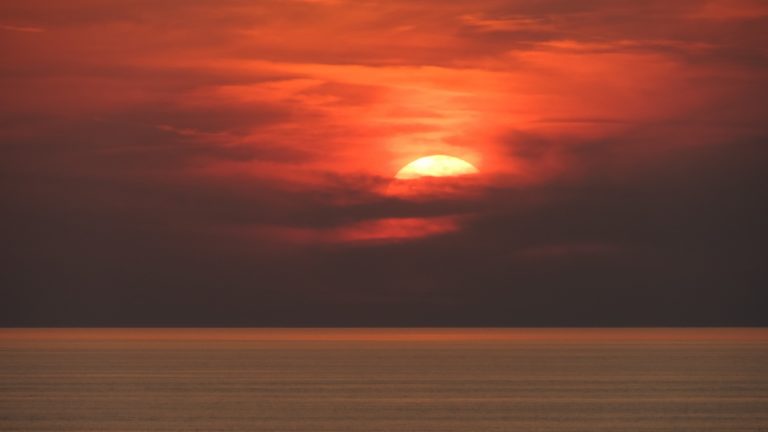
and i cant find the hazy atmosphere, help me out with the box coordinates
[2,0,767,325]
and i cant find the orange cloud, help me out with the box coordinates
[2,0,766,243]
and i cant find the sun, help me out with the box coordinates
[395,155,479,179]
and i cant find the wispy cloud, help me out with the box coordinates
[0,24,44,32]
[460,13,553,32]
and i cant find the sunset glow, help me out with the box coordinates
[1,0,766,327]
[2,3,767,429]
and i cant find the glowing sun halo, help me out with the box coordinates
[395,155,479,180]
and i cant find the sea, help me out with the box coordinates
[1,328,767,431]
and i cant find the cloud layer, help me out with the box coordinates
[2,0,767,325]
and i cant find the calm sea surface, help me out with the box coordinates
[1,328,767,431]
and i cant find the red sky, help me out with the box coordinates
[2,0,767,325]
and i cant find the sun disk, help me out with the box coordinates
[395,155,479,179]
